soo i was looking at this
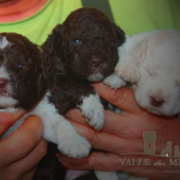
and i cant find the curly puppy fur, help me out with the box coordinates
[0,33,92,180]
[105,30,180,117]
[38,7,125,180]
[42,7,125,115]
[0,33,50,111]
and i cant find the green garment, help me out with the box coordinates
[0,0,82,45]
[110,0,180,36]
[0,0,179,45]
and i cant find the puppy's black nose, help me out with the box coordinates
[90,56,103,67]
[150,97,165,107]
[0,78,7,88]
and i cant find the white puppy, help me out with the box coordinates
[104,30,180,116]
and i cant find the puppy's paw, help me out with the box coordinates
[83,105,105,130]
[115,62,139,82]
[80,94,105,130]
[104,73,126,89]
[58,134,91,158]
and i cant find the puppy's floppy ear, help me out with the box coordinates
[133,39,148,64]
[41,24,63,55]
[39,53,54,79]
[114,25,126,47]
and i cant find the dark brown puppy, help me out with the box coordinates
[42,7,125,119]
[0,33,50,111]
[35,7,126,180]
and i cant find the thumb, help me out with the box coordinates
[0,110,26,136]
[92,82,142,114]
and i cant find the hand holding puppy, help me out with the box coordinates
[0,112,47,180]
[58,83,180,180]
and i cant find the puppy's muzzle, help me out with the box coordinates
[150,96,165,107]
[0,78,7,87]
[90,56,103,68]
[0,78,8,94]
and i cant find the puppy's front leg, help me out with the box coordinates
[104,45,140,89]
[31,94,91,158]
[78,90,105,130]
[50,78,105,131]
[104,72,127,89]
[115,54,139,82]
[115,39,148,83]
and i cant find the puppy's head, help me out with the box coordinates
[131,30,180,116]
[0,33,52,110]
[42,7,125,82]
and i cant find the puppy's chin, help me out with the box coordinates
[135,95,180,116]
[147,108,179,117]
[87,73,104,82]
[0,96,17,109]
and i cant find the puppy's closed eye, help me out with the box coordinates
[146,68,153,76]
[145,67,157,77]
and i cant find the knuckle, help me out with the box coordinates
[26,115,43,128]
[19,131,37,150]
[86,132,98,146]
[89,158,102,170]
[108,88,125,104]
[37,140,48,158]
[25,115,44,135]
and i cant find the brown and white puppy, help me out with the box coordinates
[0,33,48,111]
[0,33,91,175]
[41,7,126,180]
[42,7,125,130]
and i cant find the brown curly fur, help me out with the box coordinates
[35,7,126,180]
[42,7,125,114]
[0,33,52,110]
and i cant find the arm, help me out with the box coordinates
[57,83,180,180]
[0,111,47,180]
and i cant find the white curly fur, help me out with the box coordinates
[105,30,180,116]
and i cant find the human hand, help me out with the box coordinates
[0,111,47,180]
[58,83,180,180]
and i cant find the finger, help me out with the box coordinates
[2,139,47,180]
[58,151,163,171]
[19,168,37,180]
[65,109,137,136]
[65,109,89,126]
[101,110,152,137]
[92,82,142,114]
[13,139,47,179]
[58,152,180,180]
[65,109,148,138]
[0,110,26,135]
[65,119,143,154]
[57,152,126,171]
[0,115,44,167]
